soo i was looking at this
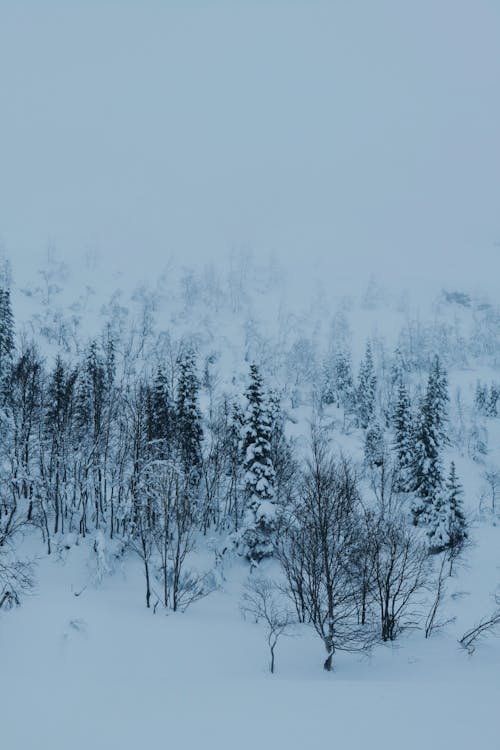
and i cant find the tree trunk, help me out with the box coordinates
[323,635,335,671]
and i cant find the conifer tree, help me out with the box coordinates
[392,377,414,491]
[46,356,76,436]
[427,462,467,554]
[427,355,449,445]
[487,384,499,417]
[357,341,377,429]
[0,286,15,399]
[411,356,449,525]
[45,357,77,533]
[334,348,355,412]
[446,462,467,551]
[240,364,276,562]
[147,366,172,451]
[321,352,336,406]
[364,421,385,469]
[175,348,203,479]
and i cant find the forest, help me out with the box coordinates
[1,254,499,674]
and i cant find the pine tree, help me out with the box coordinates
[411,356,449,525]
[487,384,499,417]
[45,357,77,534]
[474,381,488,416]
[428,355,449,445]
[321,352,336,406]
[147,366,172,451]
[427,462,467,553]
[175,348,203,479]
[446,462,467,551]
[46,356,76,436]
[364,421,385,469]
[392,377,414,491]
[334,348,355,412]
[240,364,276,562]
[73,342,106,441]
[0,286,15,399]
[357,341,377,429]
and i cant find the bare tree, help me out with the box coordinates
[425,552,455,638]
[0,549,33,610]
[367,494,430,642]
[241,576,295,673]
[277,430,365,671]
[459,591,500,654]
[481,467,500,516]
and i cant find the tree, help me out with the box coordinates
[392,376,414,491]
[411,356,449,525]
[241,576,295,674]
[334,348,355,413]
[0,286,14,399]
[475,381,488,415]
[146,365,173,454]
[277,432,363,671]
[0,548,33,610]
[459,590,500,654]
[147,458,209,612]
[357,341,377,429]
[43,356,77,534]
[367,495,430,641]
[240,364,276,563]
[427,462,467,555]
[268,391,296,506]
[175,348,203,480]
[364,421,385,470]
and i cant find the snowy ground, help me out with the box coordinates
[1,518,499,750]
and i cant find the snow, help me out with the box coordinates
[1,2,500,747]
[1,528,500,750]
[2,269,500,748]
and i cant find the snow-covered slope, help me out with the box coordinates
[1,253,500,749]
[1,525,499,750]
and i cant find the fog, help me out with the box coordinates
[1,0,499,294]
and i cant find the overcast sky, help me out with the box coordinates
[1,0,499,294]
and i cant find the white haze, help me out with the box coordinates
[1,0,499,296]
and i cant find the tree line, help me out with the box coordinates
[0,285,470,670]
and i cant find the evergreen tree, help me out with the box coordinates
[487,384,499,417]
[320,352,336,406]
[364,420,385,469]
[474,381,488,416]
[411,356,449,525]
[46,356,76,436]
[427,355,449,445]
[147,366,172,450]
[445,462,467,551]
[73,342,106,441]
[0,286,15,398]
[392,377,414,491]
[74,365,93,438]
[45,356,77,533]
[427,462,467,553]
[334,348,355,412]
[240,364,276,562]
[175,348,203,479]
[356,341,377,429]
